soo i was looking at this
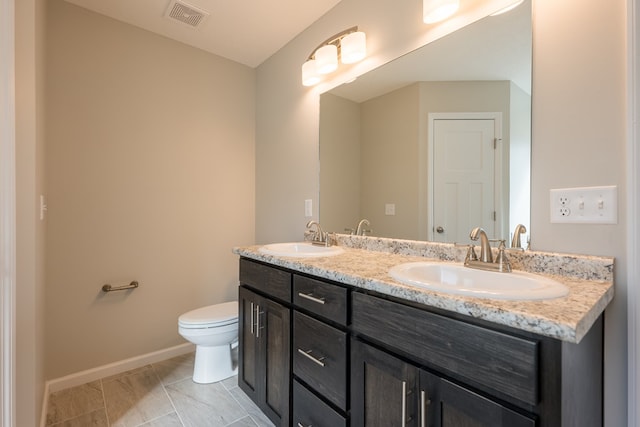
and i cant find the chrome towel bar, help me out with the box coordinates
[102,281,139,293]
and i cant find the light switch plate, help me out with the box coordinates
[385,203,396,216]
[550,186,617,224]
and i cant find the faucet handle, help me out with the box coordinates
[455,243,478,263]
[494,240,512,272]
[466,245,478,262]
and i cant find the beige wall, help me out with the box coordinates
[15,0,46,424]
[360,84,420,240]
[255,0,628,425]
[319,93,361,233]
[44,0,255,378]
[531,1,627,423]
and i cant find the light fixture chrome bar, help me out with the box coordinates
[306,26,359,61]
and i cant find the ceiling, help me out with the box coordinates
[62,0,343,68]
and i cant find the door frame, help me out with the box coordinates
[0,0,16,424]
[628,0,639,425]
[427,112,504,242]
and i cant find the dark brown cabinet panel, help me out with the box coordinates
[293,275,348,325]
[292,380,347,427]
[352,292,539,405]
[351,339,535,427]
[293,311,347,410]
[239,258,291,302]
[351,338,418,427]
[421,370,536,427]
[238,285,290,427]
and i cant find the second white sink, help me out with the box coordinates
[389,262,569,300]
[259,242,345,258]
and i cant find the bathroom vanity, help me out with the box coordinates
[234,237,613,427]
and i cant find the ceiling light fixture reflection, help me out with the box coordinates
[491,0,525,16]
[423,0,460,24]
[301,26,367,87]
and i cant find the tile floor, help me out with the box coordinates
[45,352,275,427]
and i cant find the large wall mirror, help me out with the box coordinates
[319,0,531,245]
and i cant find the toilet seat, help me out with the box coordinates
[179,301,238,329]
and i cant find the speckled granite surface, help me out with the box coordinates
[233,236,614,344]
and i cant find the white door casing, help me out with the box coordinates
[0,0,16,425]
[428,113,504,244]
[628,0,639,426]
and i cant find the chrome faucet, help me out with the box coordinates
[465,227,511,272]
[355,219,371,236]
[511,224,527,249]
[305,220,333,246]
[469,227,493,263]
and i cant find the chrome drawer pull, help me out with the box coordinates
[255,305,264,339]
[421,390,430,427]
[250,302,254,335]
[298,292,326,305]
[401,381,407,425]
[297,348,326,367]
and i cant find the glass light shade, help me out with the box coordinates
[340,31,367,64]
[302,59,321,86]
[423,0,460,24]
[315,44,338,74]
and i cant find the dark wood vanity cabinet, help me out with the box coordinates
[238,257,604,427]
[238,260,291,427]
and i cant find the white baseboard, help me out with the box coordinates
[40,342,195,427]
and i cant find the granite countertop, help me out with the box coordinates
[233,238,614,344]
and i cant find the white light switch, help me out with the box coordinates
[385,203,396,216]
[550,186,617,224]
[304,199,313,217]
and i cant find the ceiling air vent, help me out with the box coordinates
[164,0,210,29]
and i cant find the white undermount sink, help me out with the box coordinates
[258,242,345,258]
[389,262,569,301]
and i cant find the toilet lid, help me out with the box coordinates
[179,301,238,327]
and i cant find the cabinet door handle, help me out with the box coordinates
[297,292,326,305]
[297,348,326,367]
[420,390,430,427]
[255,305,264,339]
[402,381,407,425]
[250,302,254,335]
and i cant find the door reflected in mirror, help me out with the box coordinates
[319,0,531,245]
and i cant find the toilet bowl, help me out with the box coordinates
[178,301,238,384]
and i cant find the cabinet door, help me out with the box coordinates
[238,286,291,427]
[421,370,536,427]
[238,286,260,401]
[261,297,290,426]
[351,339,419,427]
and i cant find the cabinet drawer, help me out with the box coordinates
[293,380,346,427]
[352,292,539,405]
[293,312,348,410]
[239,258,291,302]
[293,275,348,325]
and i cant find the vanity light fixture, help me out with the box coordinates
[423,0,460,24]
[490,0,525,16]
[301,26,367,87]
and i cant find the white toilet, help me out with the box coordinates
[178,301,239,384]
